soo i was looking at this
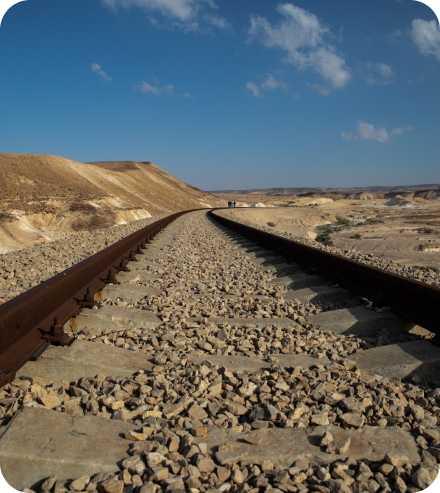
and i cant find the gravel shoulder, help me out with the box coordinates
[0,213,173,305]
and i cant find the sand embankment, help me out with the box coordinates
[0,154,217,253]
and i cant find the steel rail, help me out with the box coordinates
[0,209,203,387]
[209,210,440,344]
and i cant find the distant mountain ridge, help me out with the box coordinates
[210,184,440,195]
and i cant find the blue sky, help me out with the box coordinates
[0,0,439,190]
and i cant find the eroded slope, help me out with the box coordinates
[0,154,217,253]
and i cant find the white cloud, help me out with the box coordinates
[246,82,263,98]
[407,75,424,85]
[377,63,393,79]
[160,83,175,94]
[133,78,190,97]
[387,28,402,42]
[134,81,160,94]
[101,0,230,32]
[306,82,330,95]
[391,125,414,135]
[411,18,440,61]
[248,3,350,92]
[91,63,112,81]
[261,73,289,91]
[205,13,230,30]
[247,74,292,98]
[364,62,394,85]
[342,121,414,143]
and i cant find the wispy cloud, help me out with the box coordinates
[411,18,440,61]
[363,62,394,85]
[133,78,191,98]
[100,0,230,33]
[407,76,424,85]
[135,81,160,94]
[246,82,263,98]
[342,121,414,143]
[387,28,403,42]
[391,125,414,135]
[306,82,330,95]
[247,73,293,98]
[261,73,289,91]
[91,63,112,81]
[247,3,351,93]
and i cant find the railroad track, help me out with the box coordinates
[0,209,439,493]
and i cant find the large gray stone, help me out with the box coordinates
[17,340,153,382]
[260,263,299,275]
[282,285,355,304]
[349,340,440,383]
[115,271,161,282]
[272,273,327,289]
[95,285,161,302]
[68,305,161,333]
[246,255,287,266]
[0,407,135,491]
[129,260,164,271]
[187,316,296,327]
[195,424,420,469]
[308,306,416,337]
[189,353,330,371]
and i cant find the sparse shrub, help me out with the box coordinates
[352,233,362,239]
[0,212,14,222]
[336,217,350,226]
[267,222,276,227]
[69,202,96,213]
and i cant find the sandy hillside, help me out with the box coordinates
[0,154,218,253]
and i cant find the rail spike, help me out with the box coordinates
[127,251,138,262]
[103,269,120,285]
[78,288,101,309]
[118,258,130,272]
[42,317,73,346]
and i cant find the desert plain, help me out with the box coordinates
[216,193,440,274]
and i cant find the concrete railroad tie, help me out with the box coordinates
[1,210,439,492]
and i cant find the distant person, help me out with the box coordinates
[233,201,236,208]
[228,201,231,208]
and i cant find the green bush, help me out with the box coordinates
[267,222,276,227]
[352,233,362,239]
[336,217,350,226]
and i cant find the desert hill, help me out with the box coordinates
[0,153,217,253]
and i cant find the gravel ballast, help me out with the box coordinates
[0,211,438,492]
[0,213,173,305]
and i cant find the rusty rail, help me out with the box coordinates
[2,206,439,387]
[210,210,440,344]
[0,210,200,386]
